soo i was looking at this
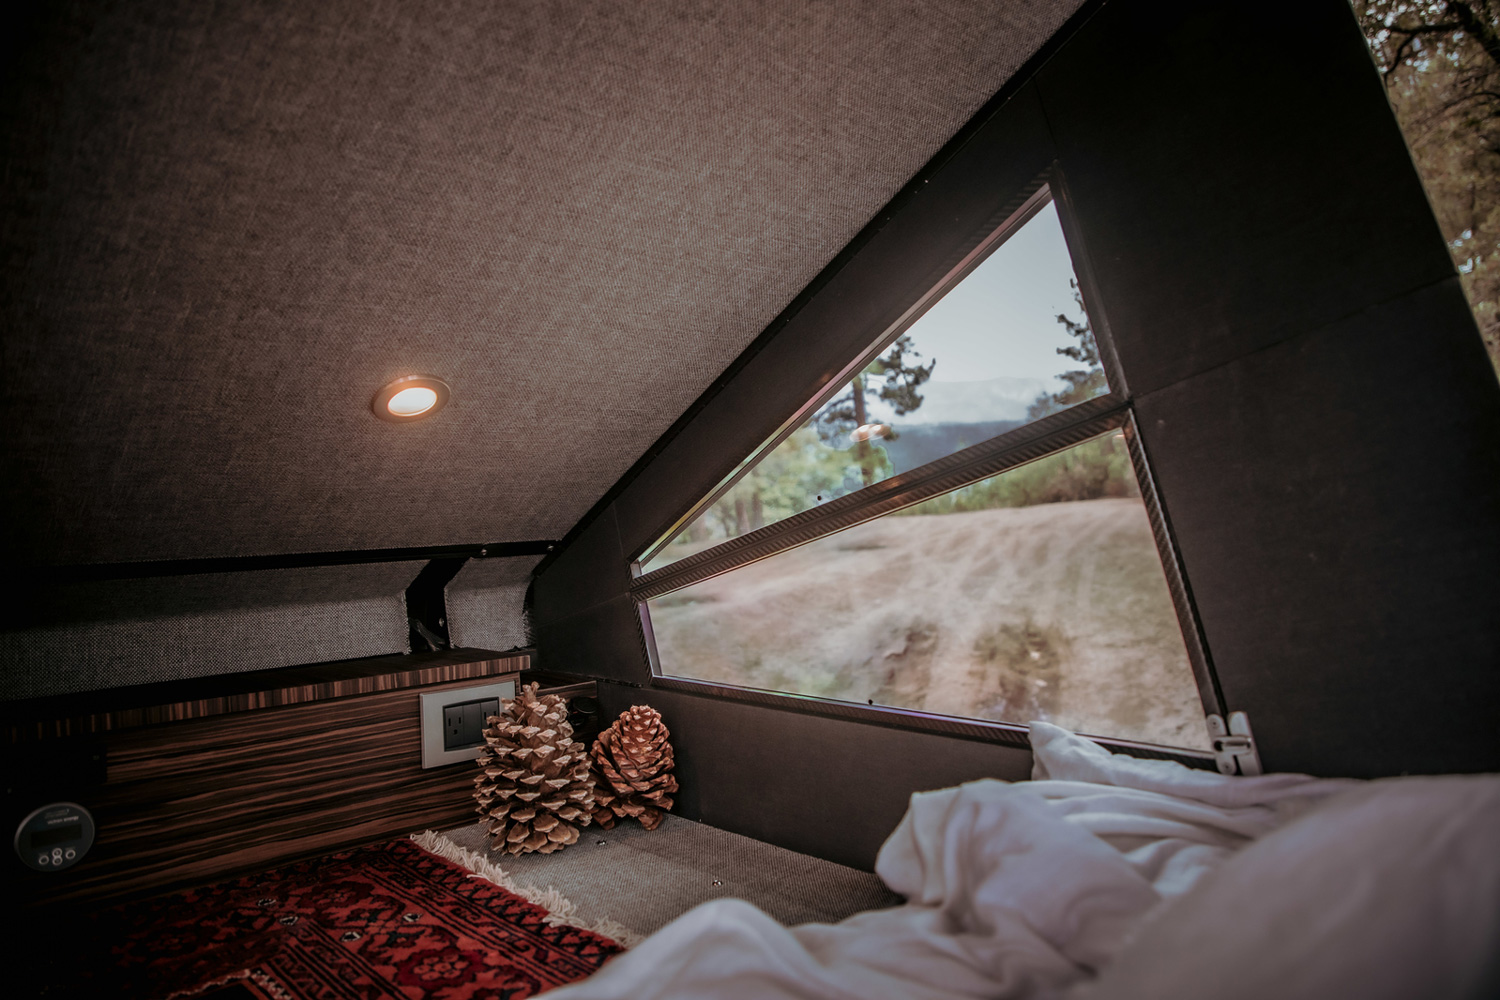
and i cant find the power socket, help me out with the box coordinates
[418,678,517,769]
[442,698,498,751]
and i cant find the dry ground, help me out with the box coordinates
[649,498,1210,750]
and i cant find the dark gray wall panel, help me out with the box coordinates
[0,562,420,699]
[534,596,652,686]
[445,554,542,652]
[538,0,1500,813]
[1135,279,1500,776]
[1037,0,1454,397]
[595,682,1033,870]
[531,507,629,629]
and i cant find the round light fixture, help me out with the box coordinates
[849,423,890,444]
[372,375,450,422]
[388,386,437,416]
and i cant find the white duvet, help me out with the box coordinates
[544,723,1500,1000]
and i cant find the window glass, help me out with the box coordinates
[646,431,1209,750]
[1351,2,1499,379]
[641,197,1108,573]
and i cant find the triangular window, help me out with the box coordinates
[640,193,1109,574]
[631,181,1216,751]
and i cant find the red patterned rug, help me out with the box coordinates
[70,838,623,999]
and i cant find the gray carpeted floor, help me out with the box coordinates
[437,815,905,936]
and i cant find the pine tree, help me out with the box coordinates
[814,334,936,486]
[1027,279,1107,420]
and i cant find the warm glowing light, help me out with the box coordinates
[372,375,450,422]
[387,386,438,416]
[850,423,890,444]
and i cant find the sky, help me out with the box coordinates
[866,198,1095,425]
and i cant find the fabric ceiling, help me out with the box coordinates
[1,0,1085,566]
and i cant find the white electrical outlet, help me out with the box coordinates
[418,678,517,769]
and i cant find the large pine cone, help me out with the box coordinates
[591,705,678,831]
[473,683,595,854]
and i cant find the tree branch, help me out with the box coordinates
[1387,32,1417,81]
[1435,88,1500,113]
[1446,1,1500,70]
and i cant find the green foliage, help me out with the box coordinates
[723,426,856,524]
[1027,279,1108,420]
[812,334,936,445]
[653,262,1129,557]
[899,433,1137,516]
[1352,0,1500,377]
[865,335,937,417]
[651,427,860,556]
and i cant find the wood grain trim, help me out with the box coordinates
[5,650,529,741]
[6,674,527,910]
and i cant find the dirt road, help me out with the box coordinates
[648,498,1209,750]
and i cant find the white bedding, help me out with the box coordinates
[544,723,1500,1000]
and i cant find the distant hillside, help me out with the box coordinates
[881,420,1024,474]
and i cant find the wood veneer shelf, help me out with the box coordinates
[2,648,574,910]
[3,647,532,742]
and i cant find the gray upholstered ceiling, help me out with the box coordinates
[1,0,1084,567]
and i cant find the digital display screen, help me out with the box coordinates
[31,825,82,848]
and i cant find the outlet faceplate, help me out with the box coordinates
[442,697,498,751]
[418,679,516,769]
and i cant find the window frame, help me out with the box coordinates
[634,176,1088,573]
[629,165,1226,758]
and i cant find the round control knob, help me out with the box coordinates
[14,802,95,873]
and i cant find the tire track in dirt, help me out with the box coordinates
[649,499,1209,749]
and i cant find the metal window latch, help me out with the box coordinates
[1207,711,1262,776]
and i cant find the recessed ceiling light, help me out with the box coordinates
[372,375,450,422]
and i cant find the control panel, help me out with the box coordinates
[14,801,95,872]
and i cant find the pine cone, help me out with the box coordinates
[586,784,619,830]
[591,705,678,831]
[473,683,595,854]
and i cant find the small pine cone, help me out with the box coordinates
[592,704,678,831]
[473,683,596,855]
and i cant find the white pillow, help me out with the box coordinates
[1068,774,1500,1000]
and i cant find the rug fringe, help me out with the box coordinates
[410,830,645,948]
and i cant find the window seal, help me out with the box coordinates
[647,675,1218,768]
